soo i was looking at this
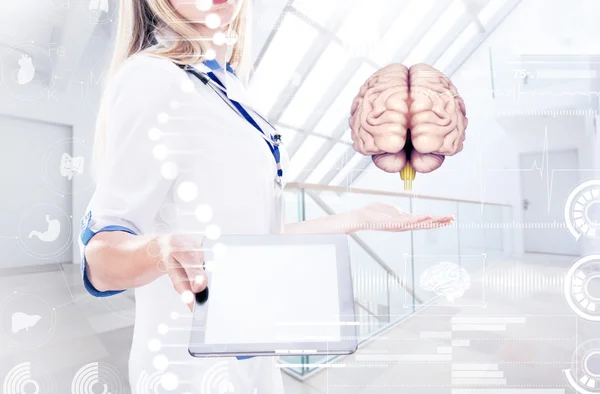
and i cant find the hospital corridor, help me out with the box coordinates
[1,0,600,393]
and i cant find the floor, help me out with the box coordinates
[286,253,594,394]
[0,254,592,394]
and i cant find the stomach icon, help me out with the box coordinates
[28,215,60,242]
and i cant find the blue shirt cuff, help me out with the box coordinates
[80,213,137,297]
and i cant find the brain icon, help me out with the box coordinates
[420,261,470,302]
[349,64,467,185]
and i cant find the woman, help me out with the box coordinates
[81,0,453,392]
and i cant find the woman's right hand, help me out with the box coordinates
[157,234,208,311]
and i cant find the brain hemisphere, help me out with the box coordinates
[350,63,467,174]
[350,64,410,172]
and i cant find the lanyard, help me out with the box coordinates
[178,62,283,186]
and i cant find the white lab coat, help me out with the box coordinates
[80,54,289,393]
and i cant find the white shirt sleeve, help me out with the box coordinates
[79,55,193,296]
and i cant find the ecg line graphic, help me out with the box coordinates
[477,126,598,212]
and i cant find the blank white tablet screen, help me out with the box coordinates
[204,244,341,344]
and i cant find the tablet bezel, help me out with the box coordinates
[188,233,357,357]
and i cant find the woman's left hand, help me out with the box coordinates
[356,202,454,232]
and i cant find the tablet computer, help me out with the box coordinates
[188,233,357,357]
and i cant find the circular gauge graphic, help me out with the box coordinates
[198,361,251,394]
[564,339,600,393]
[135,370,164,394]
[3,362,56,394]
[565,180,600,240]
[71,362,126,394]
[0,292,57,349]
[565,255,600,321]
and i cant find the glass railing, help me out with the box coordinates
[280,183,513,377]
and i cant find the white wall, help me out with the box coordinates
[0,116,73,266]
[0,34,108,266]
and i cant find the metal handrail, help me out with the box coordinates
[306,190,423,304]
[280,183,513,380]
[287,182,512,207]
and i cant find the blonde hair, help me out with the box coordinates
[93,0,251,172]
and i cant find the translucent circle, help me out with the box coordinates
[161,162,179,180]
[212,32,226,46]
[587,201,600,226]
[158,112,169,124]
[224,30,239,46]
[148,128,161,141]
[148,339,161,352]
[147,240,162,258]
[177,182,198,202]
[205,48,217,61]
[565,180,600,240]
[565,255,600,321]
[181,79,195,93]
[181,290,194,304]
[161,372,179,391]
[170,312,179,320]
[205,224,221,240]
[158,324,169,335]
[195,0,212,11]
[153,354,169,371]
[194,204,213,223]
[157,260,168,273]
[586,352,600,376]
[588,276,600,300]
[213,243,226,257]
[159,203,178,223]
[153,145,169,160]
[205,13,221,29]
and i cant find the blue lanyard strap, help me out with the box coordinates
[179,62,283,181]
[204,71,282,178]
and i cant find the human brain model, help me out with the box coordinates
[349,64,467,190]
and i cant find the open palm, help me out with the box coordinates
[359,202,454,232]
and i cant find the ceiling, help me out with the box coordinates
[0,0,522,185]
[248,0,522,186]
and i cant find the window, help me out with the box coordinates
[330,152,365,185]
[478,0,507,27]
[434,22,479,72]
[279,42,350,128]
[287,135,327,180]
[292,0,345,26]
[312,64,376,137]
[372,0,436,64]
[306,143,349,184]
[249,13,318,115]
[403,0,467,66]
[278,126,300,148]
[337,0,389,58]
